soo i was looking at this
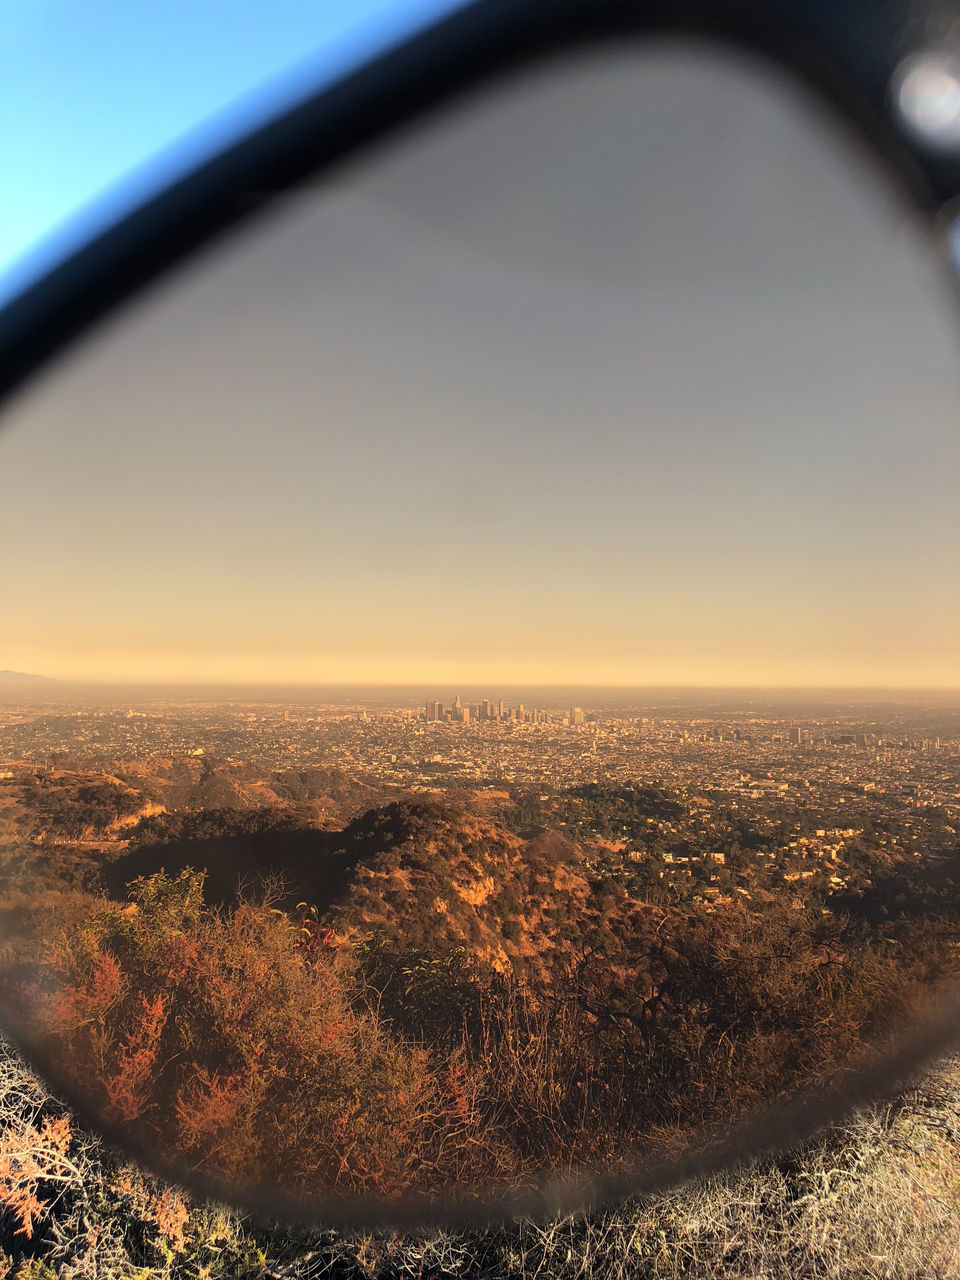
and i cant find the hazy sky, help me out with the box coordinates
[2,43,959,688]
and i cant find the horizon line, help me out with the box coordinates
[3,674,959,696]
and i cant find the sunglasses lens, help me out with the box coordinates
[1,42,958,1216]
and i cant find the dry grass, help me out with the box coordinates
[0,1035,958,1278]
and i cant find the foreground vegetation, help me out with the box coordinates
[0,788,957,1199]
[1,761,959,1270]
[0,1034,958,1278]
[0,859,952,1198]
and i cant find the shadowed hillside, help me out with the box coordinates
[102,818,352,912]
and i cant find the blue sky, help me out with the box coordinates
[0,0,465,305]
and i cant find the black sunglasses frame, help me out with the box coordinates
[1,0,959,1229]
[3,0,960,412]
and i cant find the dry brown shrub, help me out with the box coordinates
[6,872,514,1197]
[0,1115,73,1239]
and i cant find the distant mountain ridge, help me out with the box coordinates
[0,670,54,682]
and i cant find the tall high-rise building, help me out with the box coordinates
[570,706,585,725]
[788,726,803,745]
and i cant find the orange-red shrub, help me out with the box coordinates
[12,871,513,1194]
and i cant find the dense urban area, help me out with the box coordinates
[1,686,957,903]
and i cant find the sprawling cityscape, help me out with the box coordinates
[1,683,957,905]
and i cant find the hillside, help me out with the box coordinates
[0,764,957,1203]
[323,798,593,977]
[0,758,382,847]
[96,793,672,988]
